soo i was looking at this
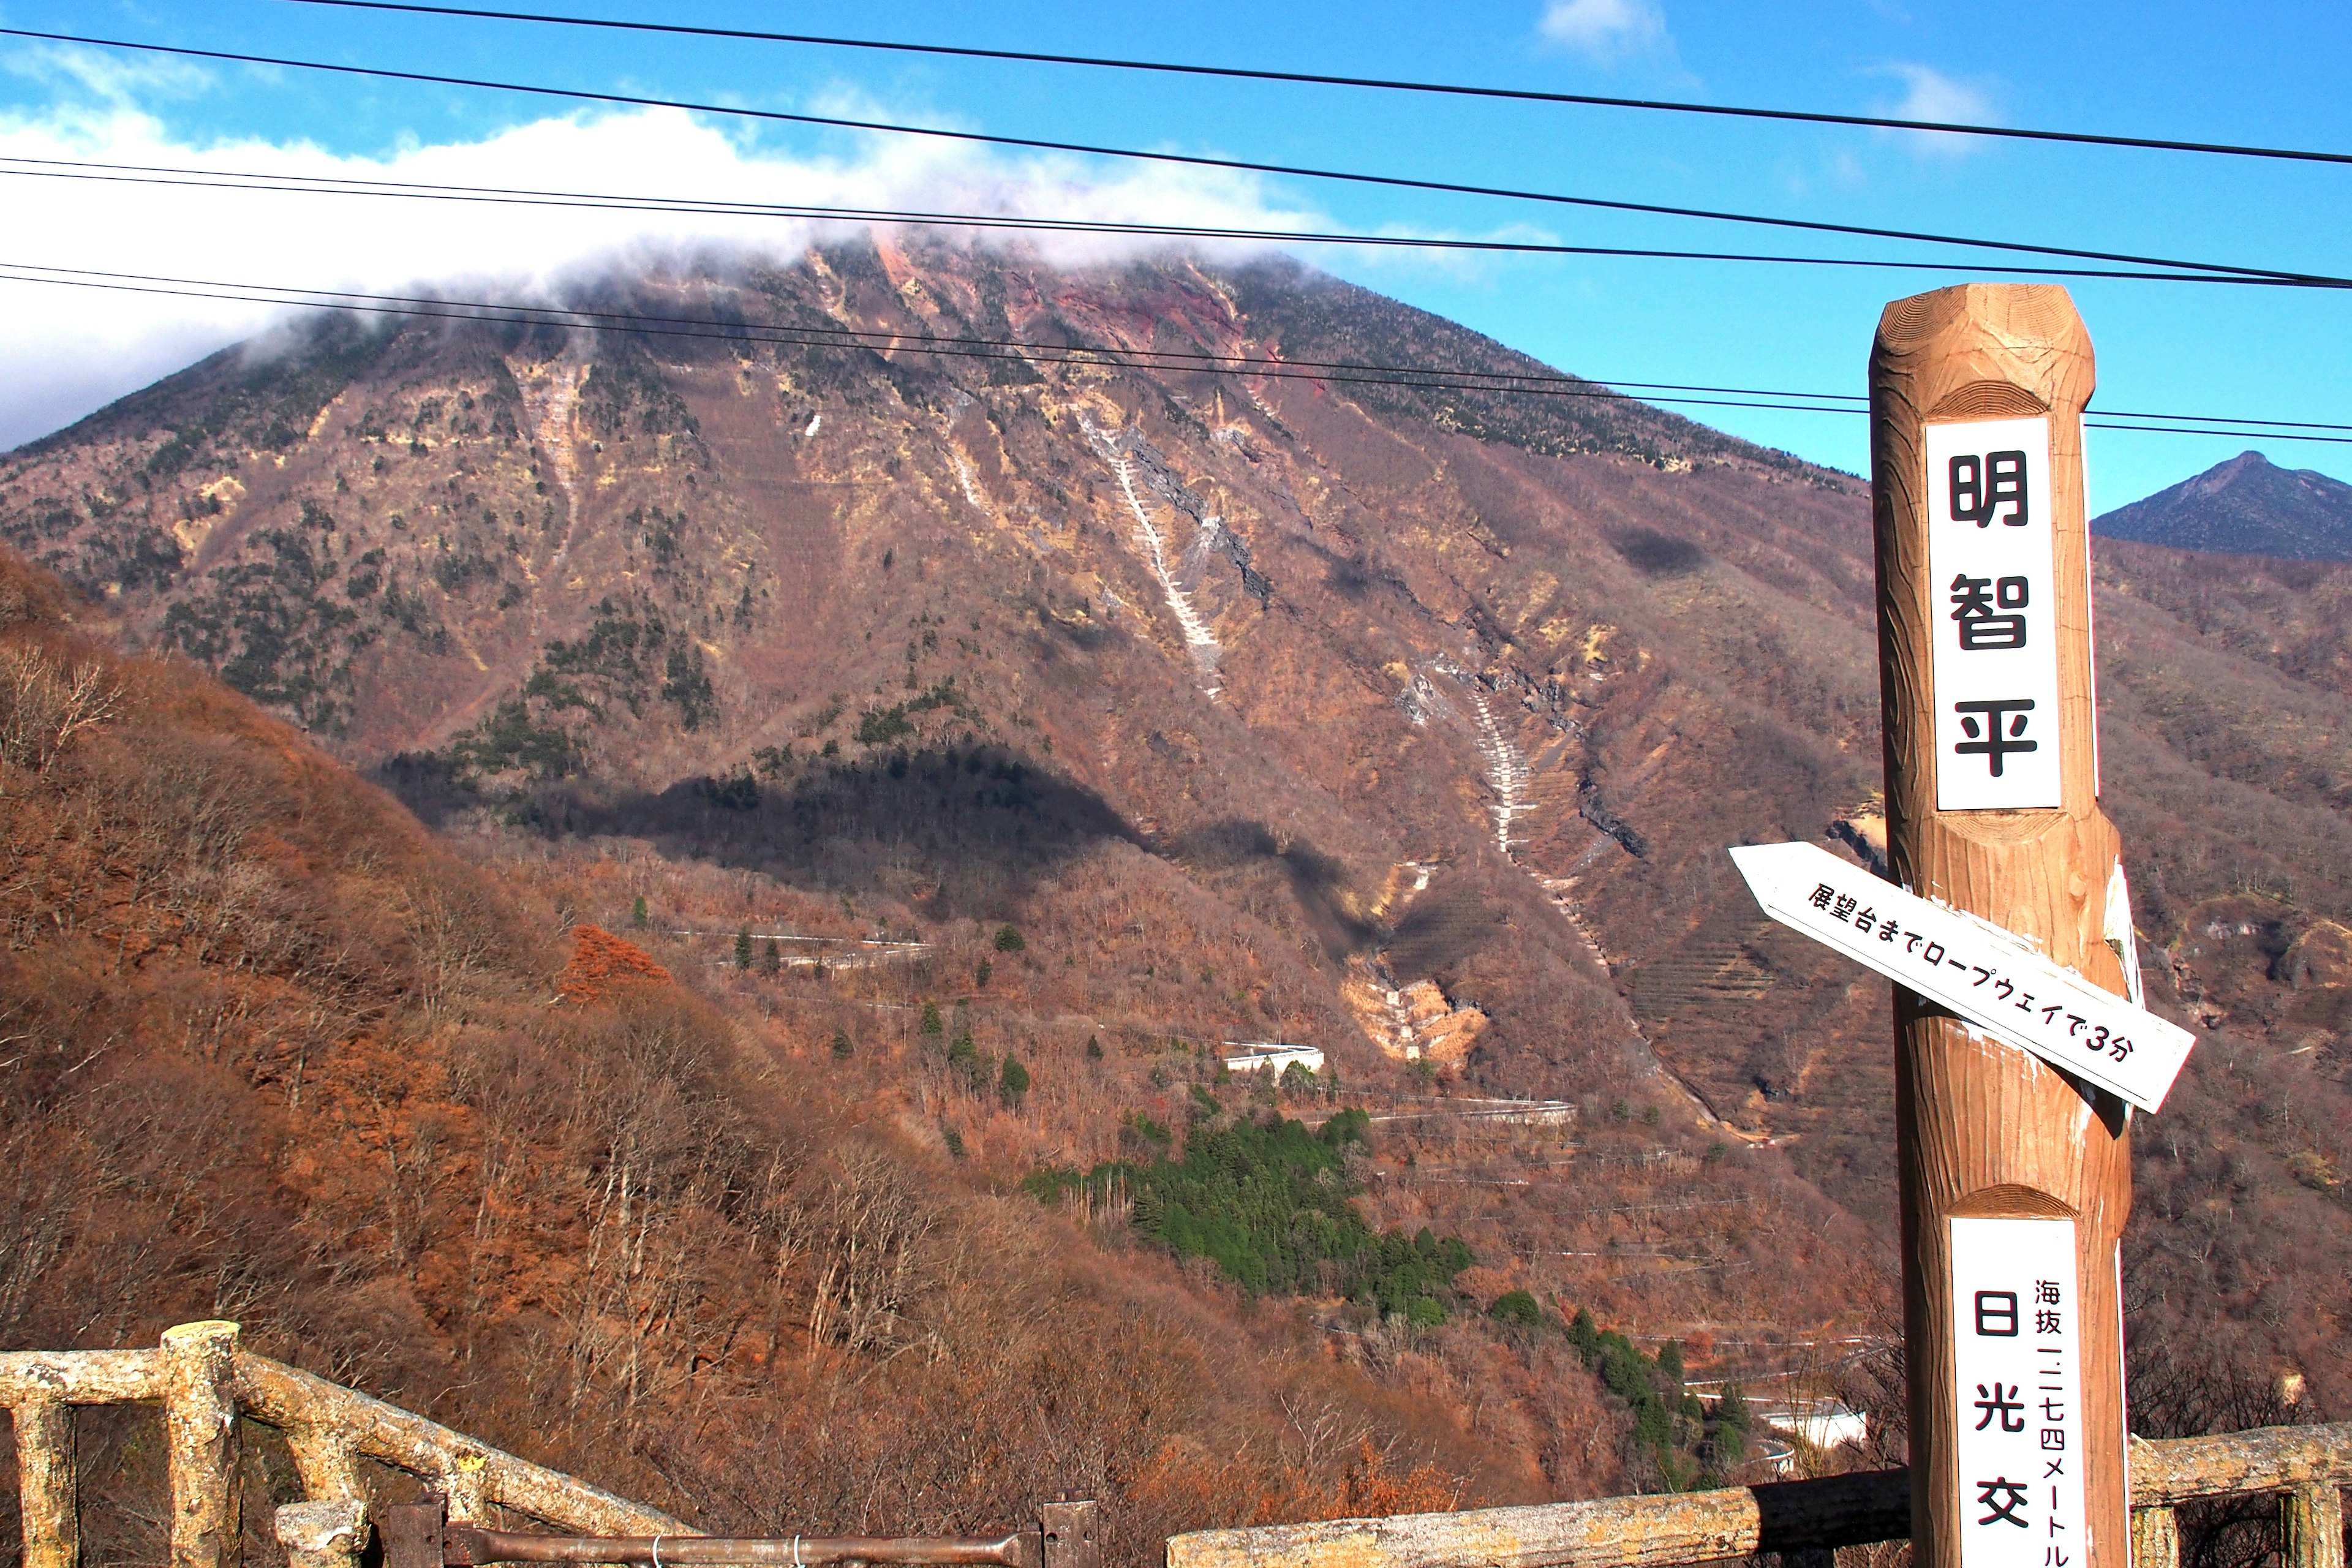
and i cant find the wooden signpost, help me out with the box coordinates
[1733,285,2187,1568]
[1869,284,2133,1568]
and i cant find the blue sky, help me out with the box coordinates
[1,0,2346,508]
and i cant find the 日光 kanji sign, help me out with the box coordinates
[1728,841,2195,1111]
[1927,417,2062,811]
[1951,1218,2086,1568]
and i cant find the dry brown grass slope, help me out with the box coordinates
[2,237,2344,1443]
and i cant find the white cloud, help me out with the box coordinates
[0,53,1382,448]
[2,39,218,108]
[1877,64,1998,157]
[1537,0,1668,60]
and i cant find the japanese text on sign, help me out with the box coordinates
[1952,1218,2084,1568]
[1727,841,2197,1111]
[1800,878,2141,1068]
[1926,417,2062,810]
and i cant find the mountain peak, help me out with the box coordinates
[2094,448,2352,560]
[2192,450,2271,492]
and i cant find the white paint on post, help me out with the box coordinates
[1951,1218,2086,1568]
[1728,841,2195,1110]
[1926,416,2062,811]
[2102,863,2144,1009]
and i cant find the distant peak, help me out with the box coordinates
[2094,445,2352,562]
[2204,450,2272,485]
[2185,451,2269,498]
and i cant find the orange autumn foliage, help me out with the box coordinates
[1135,1436,1463,1529]
[1,544,1523,1568]
[558,924,673,1001]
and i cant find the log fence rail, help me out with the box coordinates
[3,1324,2342,1568]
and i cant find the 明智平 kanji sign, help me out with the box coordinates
[1928,417,2063,810]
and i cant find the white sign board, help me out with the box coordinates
[1951,1217,2086,1568]
[1728,841,2195,1111]
[1927,417,2062,811]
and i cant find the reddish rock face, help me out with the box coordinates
[8,239,2351,1426]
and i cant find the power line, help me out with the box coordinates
[281,0,2352,172]
[0,263,1860,418]
[0,261,2241,422]
[0,154,2292,292]
[3,260,2345,445]
[7,27,2343,292]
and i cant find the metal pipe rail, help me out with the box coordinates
[383,1498,1102,1568]
[452,1528,1034,1566]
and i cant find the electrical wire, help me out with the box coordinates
[281,0,2352,171]
[7,26,2345,291]
[0,154,2292,290]
[2,260,2345,444]
[0,263,1858,417]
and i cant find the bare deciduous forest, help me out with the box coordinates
[0,242,2344,1567]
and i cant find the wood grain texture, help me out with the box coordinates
[2130,1507,2178,1568]
[1165,1487,1760,1568]
[2128,1425,2352,1504]
[233,1353,690,1536]
[282,1421,364,1506]
[0,1350,163,1404]
[13,1389,79,1568]
[160,1322,241,1568]
[1868,285,2131,1568]
[1161,1428,2352,1568]
[1163,1469,1918,1568]
[2284,1485,2345,1568]
[274,1501,369,1568]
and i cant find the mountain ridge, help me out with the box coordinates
[2094,448,2352,560]
[3,238,2346,1480]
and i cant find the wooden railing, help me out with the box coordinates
[4,1323,2345,1568]
[3,1321,682,1568]
[1166,1425,2352,1568]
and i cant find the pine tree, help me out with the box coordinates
[630,894,648,929]
[734,928,753,969]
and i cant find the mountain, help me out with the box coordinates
[2094,449,2352,560]
[0,543,1512,1562]
[3,240,2347,1504]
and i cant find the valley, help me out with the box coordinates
[1,238,2345,1556]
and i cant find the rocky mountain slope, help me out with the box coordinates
[3,239,2345,1444]
[0,545,1518,1562]
[2095,449,2352,560]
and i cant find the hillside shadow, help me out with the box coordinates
[1174,816,1381,959]
[379,745,1144,915]
[1382,870,1506,978]
[1610,527,1708,577]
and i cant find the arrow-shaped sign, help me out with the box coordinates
[1729,840,2195,1112]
